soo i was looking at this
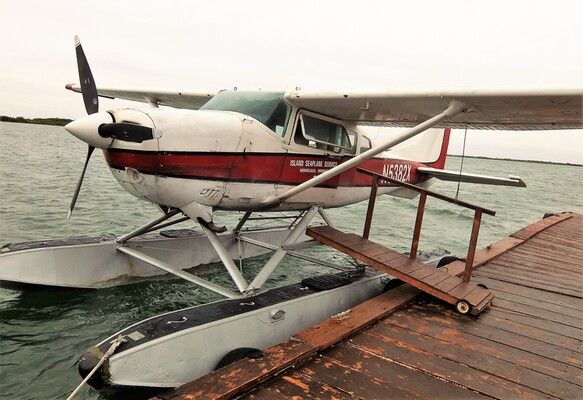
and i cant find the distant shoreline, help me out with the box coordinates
[448,154,582,167]
[0,116,72,126]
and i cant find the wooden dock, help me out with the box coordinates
[154,212,583,400]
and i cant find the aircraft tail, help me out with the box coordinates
[430,128,451,170]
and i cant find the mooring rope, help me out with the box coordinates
[65,335,126,400]
[455,123,469,200]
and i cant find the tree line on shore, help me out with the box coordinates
[0,115,72,126]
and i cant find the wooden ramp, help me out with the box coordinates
[153,212,582,400]
[307,225,493,315]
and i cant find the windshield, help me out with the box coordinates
[201,91,291,135]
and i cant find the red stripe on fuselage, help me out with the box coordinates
[103,149,427,188]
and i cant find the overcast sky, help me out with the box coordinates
[0,0,581,163]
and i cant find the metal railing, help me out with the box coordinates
[357,168,496,282]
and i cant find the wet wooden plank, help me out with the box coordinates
[382,312,583,391]
[483,262,582,293]
[262,370,355,399]
[490,297,583,328]
[405,302,583,369]
[486,307,583,341]
[308,344,487,399]
[374,319,582,398]
[472,284,582,319]
[349,332,553,400]
[470,274,583,310]
[462,285,492,306]
[475,267,583,298]
[492,253,583,278]
[159,339,317,400]
[244,387,290,400]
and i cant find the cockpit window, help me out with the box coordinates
[200,91,291,135]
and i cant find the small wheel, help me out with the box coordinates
[456,300,471,315]
[214,347,264,370]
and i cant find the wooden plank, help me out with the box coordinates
[472,292,495,313]
[484,260,582,291]
[494,252,583,276]
[260,370,355,400]
[431,303,583,352]
[349,332,553,400]
[447,281,478,299]
[462,285,492,306]
[475,267,583,298]
[471,274,583,310]
[376,318,582,398]
[243,387,290,400]
[420,269,451,286]
[310,344,487,399]
[490,297,583,328]
[159,339,317,400]
[434,276,464,293]
[510,213,573,240]
[294,285,418,350]
[374,250,405,263]
[406,302,583,370]
[483,284,583,319]
[383,312,583,391]
[297,354,426,399]
[486,307,583,341]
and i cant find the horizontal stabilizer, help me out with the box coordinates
[418,166,526,187]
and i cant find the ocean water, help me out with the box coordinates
[0,121,581,399]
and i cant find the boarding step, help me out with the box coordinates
[307,226,494,315]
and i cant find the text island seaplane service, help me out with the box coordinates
[1,37,581,392]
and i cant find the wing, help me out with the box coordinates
[418,167,526,187]
[284,88,583,130]
[65,84,215,109]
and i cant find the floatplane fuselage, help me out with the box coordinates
[64,91,450,223]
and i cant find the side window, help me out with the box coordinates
[359,135,372,154]
[294,113,352,153]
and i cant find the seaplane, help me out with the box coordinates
[1,36,581,393]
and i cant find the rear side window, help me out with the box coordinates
[359,135,372,154]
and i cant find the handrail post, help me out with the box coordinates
[362,176,378,239]
[410,192,427,259]
[463,209,483,282]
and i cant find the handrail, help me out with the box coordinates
[357,168,495,216]
[357,167,495,282]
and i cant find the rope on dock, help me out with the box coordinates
[65,335,126,400]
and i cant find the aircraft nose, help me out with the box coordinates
[65,112,113,148]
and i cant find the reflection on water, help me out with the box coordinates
[0,122,581,399]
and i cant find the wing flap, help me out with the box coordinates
[66,84,214,109]
[285,89,583,130]
[418,166,527,187]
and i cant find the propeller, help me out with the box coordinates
[68,35,98,219]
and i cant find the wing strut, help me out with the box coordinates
[259,100,468,207]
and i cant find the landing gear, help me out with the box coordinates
[114,205,350,299]
[456,300,471,315]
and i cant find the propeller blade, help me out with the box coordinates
[74,35,99,115]
[98,123,154,143]
[68,145,95,219]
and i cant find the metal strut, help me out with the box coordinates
[246,206,319,291]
